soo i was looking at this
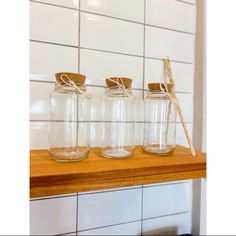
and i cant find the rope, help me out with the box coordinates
[163,58,197,156]
[56,74,91,99]
[106,77,133,97]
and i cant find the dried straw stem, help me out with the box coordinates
[163,58,196,156]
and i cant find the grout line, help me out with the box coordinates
[80,46,143,58]
[30,193,77,202]
[77,219,142,233]
[56,231,77,236]
[80,9,144,25]
[81,10,194,35]
[76,211,190,233]
[141,3,146,233]
[75,0,81,150]
[142,180,191,189]
[30,39,78,48]
[30,0,194,35]
[29,80,193,94]
[146,23,194,35]
[176,0,195,6]
[78,0,81,73]
[143,211,191,221]
[145,56,194,65]
[75,193,79,234]
[142,0,146,101]
[30,120,192,124]
[78,186,142,196]
[30,40,194,65]
[141,186,144,235]
[30,0,78,11]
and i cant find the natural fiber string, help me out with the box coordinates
[57,74,91,99]
[106,77,132,97]
[162,58,197,156]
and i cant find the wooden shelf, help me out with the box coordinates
[30,146,206,198]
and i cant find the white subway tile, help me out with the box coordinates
[30,42,78,82]
[78,221,141,235]
[142,212,192,235]
[30,121,49,149]
[35,0,79,9]
[81,0,144,23]
[176,93,193,123]
[145,26,195,63]
[30,196,77,235]
[80,13,144,55]
[30,81,53,120]
[143,182,192,219]
[144,58,194,93]
[78,188,142,231]
[146,0,195,33]
[30,2,78,45]
[80,49,143,89]
[176,123,192,147]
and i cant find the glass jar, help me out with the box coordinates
[49,72,91,162]
[100,77,135,158]
[143,83,176,155]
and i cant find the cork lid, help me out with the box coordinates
[105,77,132,88]
[55,72,86,85]
[148,83,173,92]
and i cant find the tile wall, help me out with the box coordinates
[30,0,197,235]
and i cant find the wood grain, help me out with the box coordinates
[30,146,206,198]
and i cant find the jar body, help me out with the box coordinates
[100,88,135,158]
[143,91,176,155]
[49,85,91,162]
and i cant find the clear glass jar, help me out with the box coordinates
[143,83,176,155]
[49,72,91,162]
[100,77,135,158]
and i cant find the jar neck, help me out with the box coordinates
[147,90,169,99]
[55,83,86,94]
[105,86,133,97]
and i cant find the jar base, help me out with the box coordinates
[100,149,134,159]
[49,148,90,162]
[142,145,175,156]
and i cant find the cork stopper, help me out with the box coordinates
[55,72,86,85]
[148,83,173,92]
[105,77,132,88]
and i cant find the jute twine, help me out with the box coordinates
[106,77,133,97]
[56,74,91,99]
[161,58,197,156]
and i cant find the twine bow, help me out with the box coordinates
[56,74,91,99]
[106,77,132,97]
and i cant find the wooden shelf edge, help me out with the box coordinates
[30,169,206,198]
[30,146,206,198]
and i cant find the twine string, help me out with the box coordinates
[56,74,91,99]
[106,77,132,97]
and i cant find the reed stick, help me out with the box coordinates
[163,58,196,156]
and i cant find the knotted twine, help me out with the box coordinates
[56,73,91,99]
[160,59,196,156]
[105,77,133,97]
